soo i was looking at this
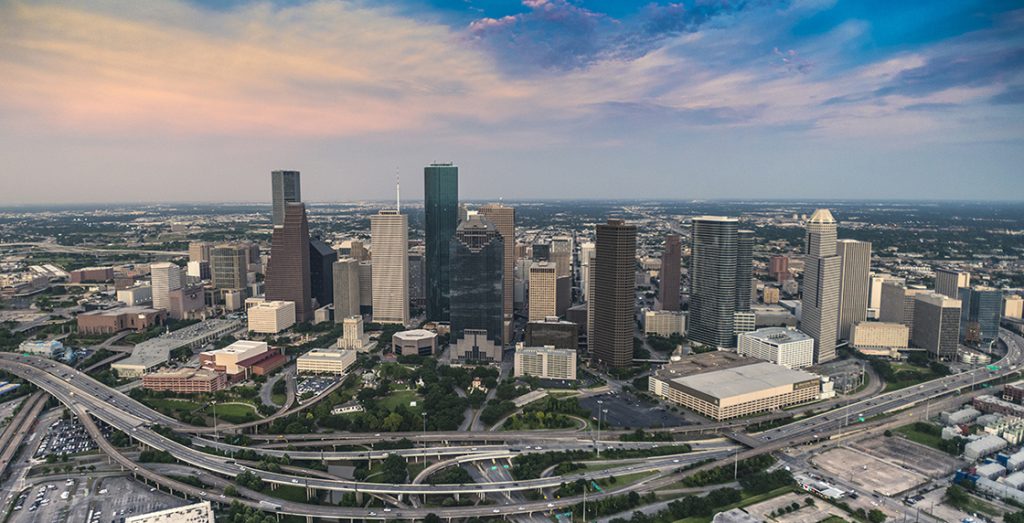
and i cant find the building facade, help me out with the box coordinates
[801,209,841,363]
[150,262,184,312]
[424,163,459,322]
[935,268,970,300]
[737,327,815,369]
[297,348,357,375]
[479,203,515,342]
[913,292,961,360]
[449,213,505,349]
[370,210,409,324]
[659,234,681,311]
[514,345,577,380]
[591,218,636,368]
[332,257,361,320]
[271,170,301,227]
[528,261,558,321]
[211,243,249,292]
[644,310,686,337]
[246,299,296,333]
[309,239,337,308]
[850,322,910,352]
[265,202,312,322]
[392,329,438,356]
[689,216,739,349]
[836,239,871,340]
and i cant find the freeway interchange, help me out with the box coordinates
[0,329,1022,520]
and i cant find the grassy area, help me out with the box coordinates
[894,424,943,450]
[378,390,422,411]
[958,493,1004,518]
[819,517,850,523]
[265,484,312,503]
[208,402,262,423]
[270,393,287,406]
[582,461,637,473]
[599,470,655,489]
[673,486,795,523]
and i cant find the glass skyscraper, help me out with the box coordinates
[688,216,739,349]
[960,286,1001,346]
[424,163,459,321]
[449,213,504,347]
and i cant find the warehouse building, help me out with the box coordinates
[649,359,831,420]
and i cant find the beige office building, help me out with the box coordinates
[150,262,184,312]
[297,348,357,375]
[850,322,910,354]
[935,268,971,300]
[514,345,577,380]
[836,239,871,340]
[246,299,296,333]
[1005,295,1024,319]
[649,361,828,421]
[337,315,372,351]
[737,327,814,369]
[370,210,409,325]
[763,286,780,304]
[529,261,558,321]
[644,310,686,337]
[880,281,927,331]
[200,340,268,375]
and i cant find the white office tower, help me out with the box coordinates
[935,268,971,300]
[836,239,871,340]
[529,261,558,321]
[580,242,595,302]
[150,262,183,312]
[800,209,841,363]
[370,210,409,325]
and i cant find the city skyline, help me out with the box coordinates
[1,1,1023,204]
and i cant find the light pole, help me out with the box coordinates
[212,400,219,442]
[421,412,427,448]
[596,401,603,457]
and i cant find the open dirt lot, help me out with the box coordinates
[853,435,962,478]
[811,446,929,497]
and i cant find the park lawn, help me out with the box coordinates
[894,424,943,450]
[271,393,287,406]
[209,402,262,423]
[264,484,313,503]
[673,486,795,523]
[379,390,422,411]
[598,470,655,489]
[957,493,1004,518]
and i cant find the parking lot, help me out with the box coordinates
[854,435,962,478]
[745,492,848,523]
[11,476,187,523]
[296,376,339,399]
[810,446,928,497]
[33,417,110,459]
[579,390,692,429]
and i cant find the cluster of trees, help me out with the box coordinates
[380,453,410,484]
[480,400,517,426]
[646,333,684,353]
[738,469,793,495]
[682,455,775,487]
[220,501,278,523]
[871,358,951,387]
[235,471,265,491]
[574,491,655,519]
[512,445,694,480]
[504,410,578,430]
[426,466,473,485]
[767,499,813,519]
[909,421,966,455]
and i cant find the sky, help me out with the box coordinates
[1,0,1022,204]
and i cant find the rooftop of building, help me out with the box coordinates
[114,319,240,371]
[79,306,162,318]
[654,351,759,378]
[393,329,437,341]
[516,344,574,354]
[691,215,738,223]
[808,208,836,224]
[202,340,266,356]
[300,348,356,359]
[740,327,812,345]
[670,361,820,399]
[144,367,222,380]
[125,501,213,523]
[915,291,962,308]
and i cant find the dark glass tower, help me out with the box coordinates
[592,218,636,368]
[271,170,301,227]
[309,239,337,308]
[265,202,312,322]
[424,163,459,321]
[659,234,681,311]
[960,287,1001,346]
[449,214,504,346]
[689,216,739,349]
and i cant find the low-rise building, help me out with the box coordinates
[763,286,780,304]
[337,316,374,351]
[514,344,577,380]
[199,339,285,380]
[297,348,357,375]
[17,340,65,358]
[125,501,214,523]
[169,285,206,320]
[649,358,831,421]
[525,317,579,350]
[643,310,686,337]
[69,266,114,283]
[112,319,239,378]
[737,327,814,369]
[452,329,502,363]
[76,306,167,335]
[246,299,296,333]
[117,285,153,306]
[392,329,437,357]
[1006,295,1024,319]
[142,367,227,393]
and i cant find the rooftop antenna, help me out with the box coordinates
[395,168,401,213]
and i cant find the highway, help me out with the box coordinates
[1,329,1022,519]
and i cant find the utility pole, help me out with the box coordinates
[212,400,219,442]
[422,412,427,448]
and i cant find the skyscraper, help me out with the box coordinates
[913,292,961,360]
[309,239,337,308]
[528,261,558,321]
[408,246,426,310]
[688,216,739,349]
[801,209,841,363]
[449,213,504,349]
[836,239,872,340]
[579,242,596,302]
[769,255,790,282]
[332,257,361,321]
[424,163,458,321]
[935,268,970,300]
[265,202,312,322]
[960,286,1001,346]
[592,218,636,368]
[659,234,681,312]
[551,236,573,279]
[370,210,409,325]
[880,281,926,333]
[211,243,249,291]
[479,203,515,342]
[151,262,183,312]
[271,170,301,227]
[188,242,211,263]
[358,260,373,314]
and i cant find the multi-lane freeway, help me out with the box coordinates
[1,329,1022,519]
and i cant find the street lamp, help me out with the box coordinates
[212,400,219,442]
[421,412,427,448]
[596,401,604,457]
